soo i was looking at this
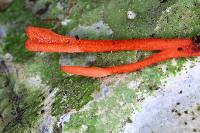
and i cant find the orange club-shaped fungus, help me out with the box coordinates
[25,26,200,77]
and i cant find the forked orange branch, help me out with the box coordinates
[25,26,200,77]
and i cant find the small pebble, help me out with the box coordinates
[127,11,136,20]
[4,53,13,62]
[61,19,71,26]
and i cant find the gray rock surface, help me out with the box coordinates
[0,26,5,39]
[123,59,200,133]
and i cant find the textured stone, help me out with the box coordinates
[123,59,200,133]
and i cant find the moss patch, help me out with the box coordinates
[155,0,200,38]
[197,105,200,112]
[0,0,54,63]
[63,83,136,133]
[0,74,44,132]
[23,53,100,116]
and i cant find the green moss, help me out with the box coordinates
[23,53,100,116]
[94,51,136,67]
[0,74,44,132]
[53,0,105,34]
[103,0,176,39]
[3,33,34,63]
[63,83,136,133]
[165,58,187,75]
[34,54,63,88]
[64,108,98,132]
[51,76,99,116]
[46,1,65,18]
[197,105,200,112]
[155,0,200,38]
[79,6,104,25]
[0,0,34,62]
[0,0,54,63]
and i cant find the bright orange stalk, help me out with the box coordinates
[25,26,200,77]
